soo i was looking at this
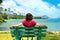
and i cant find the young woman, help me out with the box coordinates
[11,13,47,28]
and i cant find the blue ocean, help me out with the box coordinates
[0,18,60,32]
[35,18,60,32]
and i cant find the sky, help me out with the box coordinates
[1,0,60,18]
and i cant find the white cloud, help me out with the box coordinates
[1,0,60,18]
[2,0,16,8]
[58,3,60,7]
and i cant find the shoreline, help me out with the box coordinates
[0,20,7,22]
[0,31,60,33]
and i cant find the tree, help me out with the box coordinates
[0,7,3,14]
[0,0,2,4]
[5,8,7,11]
[2,13,8,19]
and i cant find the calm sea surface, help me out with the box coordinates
[0,18,60,32]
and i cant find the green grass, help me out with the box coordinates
[0,31,60,40]
[42,32,60,40]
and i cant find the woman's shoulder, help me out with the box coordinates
[22,20,27,23]
[32,19,36,21]
[31,20,36,23]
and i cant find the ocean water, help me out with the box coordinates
[35,18,60,32]
[0,18,60,32]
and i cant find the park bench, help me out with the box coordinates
[10,26,47,40]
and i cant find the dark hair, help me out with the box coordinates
[25,13,33,21]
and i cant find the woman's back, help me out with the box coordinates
[22,20,36,28]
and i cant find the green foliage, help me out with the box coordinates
[0,0,2,4]
[16,15,24,19]
[0,17,4,20]
[2,13,8,19]
[34,17,41,19]
[5,9,7,11]
[11,16,24,19]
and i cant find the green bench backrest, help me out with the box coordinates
[10,26,47,38]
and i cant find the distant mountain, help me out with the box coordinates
[41,15,49,19]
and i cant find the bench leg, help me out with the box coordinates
[31,37,33,40]
[37,37,41,40]
[27,37,29,40]
[16,37,21,40]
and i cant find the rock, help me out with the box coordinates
[2,20,7,22]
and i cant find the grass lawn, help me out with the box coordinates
[0,31,60,40]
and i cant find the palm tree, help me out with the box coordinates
[0,7,3,13]
[0,0,2,4]
[0,7,3,19]
[4,8,10,19]
[5,8,7,11]
[0,0,3,12]
[7,8,10,19]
